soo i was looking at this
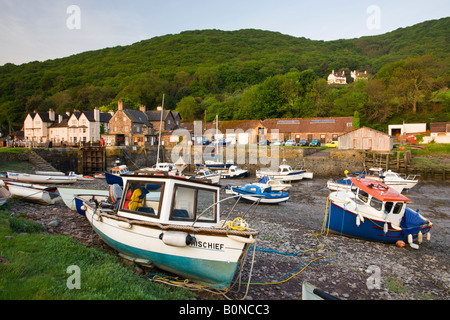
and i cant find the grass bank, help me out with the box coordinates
[0,209,195,300]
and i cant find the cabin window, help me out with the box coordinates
[393,202,403,214]
[122,181,164,217]
[384,202,393,213]
[369,197,383,211]
[170,185,217,222]
[358,190,369,203]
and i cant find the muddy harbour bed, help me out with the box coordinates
[8,176,449,300]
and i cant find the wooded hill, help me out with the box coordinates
[0,17,448,133]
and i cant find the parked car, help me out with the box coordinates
[272,140,285,146]
[259,139,270,145]
[310,139,321,147]
[325,141,339,148]
[285,139,297,146]
[298,140,309,146]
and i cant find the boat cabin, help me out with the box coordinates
[118,173,220,227]
[279,165,293,173]
[111,165,130,175]
[349,178,410,228]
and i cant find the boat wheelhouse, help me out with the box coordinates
[81,172,258,289]
[326,178,432,246]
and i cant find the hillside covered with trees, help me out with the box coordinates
[0,17,448,133]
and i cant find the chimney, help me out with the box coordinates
[139,105,146,113]
[49,108,55,122]
[157,106,162,111]
[66,111,70,116]
[58,114,63,123]
[118,101,123,111]
[94,107,100,122]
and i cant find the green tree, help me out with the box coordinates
[176,96,202,122]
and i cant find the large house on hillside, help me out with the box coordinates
[327,70,347,84]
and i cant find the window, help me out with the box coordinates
[370,197,382,211]
[358,190,369,203]
[122,181,164,217]
[384,202,393,213]
[393,202,403,214]
[170,185,217,222]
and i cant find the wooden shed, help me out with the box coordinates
[338,127,393,152]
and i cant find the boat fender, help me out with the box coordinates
[118,221,132,229]
[356,215,360,227]
[159,231,196,247]
[409,243,419,250]
[407,234,413,244]
[383,222,388,234]
[427,232,431,241]
[418,231,423,244]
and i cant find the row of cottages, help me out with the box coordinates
[24,108,112,144]
[180,117,355,145]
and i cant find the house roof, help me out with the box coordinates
[83,111,112,123]
[123,109,153,127]
[49,119,69,128]
[146,110,173,122]
[339,126,390,138]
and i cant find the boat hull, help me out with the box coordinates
[105,172,123,186]
[58,187,110,210]
[256,170,305,181]
[84,206,249,289]
[6,184,61,205]
[326,200,432,243]
[230,187,289,204]
[220,171,250,179]
[7,172,77,184]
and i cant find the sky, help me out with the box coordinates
[0,0,449,66]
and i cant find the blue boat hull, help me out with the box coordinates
[74,197,86,215]
[93,226,239,289]
[326,201,432,243]
[195,163,232,170]
[105,172,123,186]
[221,171,250,179]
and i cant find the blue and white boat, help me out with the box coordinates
[227,183,290,204]
[326,177,432,247]
[80,171,258,289]
[219,165,250,179]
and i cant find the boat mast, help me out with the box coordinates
[156,94,165,166]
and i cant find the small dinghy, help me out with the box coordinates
[227,183,289,204]
[3,181,62,205]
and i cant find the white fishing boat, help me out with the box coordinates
[7,171,77,184]
[58,186,110,211]
[192,168,221,184]
[256,164,312,181]
[3,181,62,205]
[80,171,258,289]
[218,165,250,179]
[327,168,419,193]
[0,186,11,206]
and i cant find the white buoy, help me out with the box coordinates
[160,231,194,247]
[427,232,431,241]
[407,234,413,244]
[356,215,360,227]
